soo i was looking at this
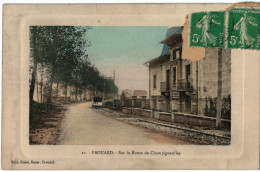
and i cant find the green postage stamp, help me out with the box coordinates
[189,11,225,48]
[227,8,260,49]
[190,8,260,50]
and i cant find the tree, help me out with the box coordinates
[29,26,118,110]
[29,27,38,114]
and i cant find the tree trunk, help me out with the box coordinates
[29,60,38,109]
[216,48,222,129]
[64,81,68,103]
[56,82,59,100]
[47,74,54,103]
[29,27,38,115]
[37,82,39,102]
[64,81,68,98]
[84,88,86,101]
[75,85,78,102]
[80,90,82,101]
[40,69,43,104]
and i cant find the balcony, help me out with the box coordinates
[172,79,193,91]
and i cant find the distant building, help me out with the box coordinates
[145,26,231,119]
[133,90,147,99]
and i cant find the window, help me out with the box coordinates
[172,49,176,60]
[186,64,191,88]
[175,48,182,59]
[166,70,170,90]
[153,75,157,88]
[173,67,176,85]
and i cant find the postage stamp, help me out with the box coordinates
[2,3,260,170]
[189,11,225,48]
[227,8,260,49]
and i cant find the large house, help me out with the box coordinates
[145,26,231,119]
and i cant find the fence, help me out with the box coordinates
[204,95,231,120]
[106,96,231,130]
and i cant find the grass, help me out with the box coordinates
[29,100,60,124]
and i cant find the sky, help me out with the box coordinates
[86,26,168,93]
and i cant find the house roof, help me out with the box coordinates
[143,53,169,67]
[160,34,182,47]
[133,90,147,96]
[159,26,183,56]
[160,26,183,47]
[144,26,184,66]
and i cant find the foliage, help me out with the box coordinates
[30,100,59,124]
[221,95,231,119]
[104,99,122,110]
[29,26,118,108]
[205,95,231,119]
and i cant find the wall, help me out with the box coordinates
[147,46,231,117]
[122,107,131,114]
[197,48,231,115]
[149,65,162,96]
[159,112,172,122]
[121,107,231,130]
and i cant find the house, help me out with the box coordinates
[133,90,147,99]
[145,26,231,119]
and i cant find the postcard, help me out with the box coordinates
[2,3,260,169]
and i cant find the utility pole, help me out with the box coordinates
[103,81,105,102]
[113,70,115,82]
[113,70,116,99]
[196,61,199,115]
[216,48,222,129]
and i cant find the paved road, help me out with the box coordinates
[57,102,190,145]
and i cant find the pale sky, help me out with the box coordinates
[87,26,168,93]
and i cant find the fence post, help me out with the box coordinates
[131,96,137,114]
[141,96,147,109]
[121,98,125,107]
[150,96,157,118]
[171,111,175,122]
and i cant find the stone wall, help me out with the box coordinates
[143,110,152,118]
[133,108,143,116]
[121,107,230,130]
[122,107,131,114]
[159,112,172,122]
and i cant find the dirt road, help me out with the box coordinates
[57,102,191,145]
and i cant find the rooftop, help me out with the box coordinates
[133,90,147,96]
[159,26,183,57]
[144,26,183,66]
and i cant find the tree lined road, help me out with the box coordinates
[57,102,191,145]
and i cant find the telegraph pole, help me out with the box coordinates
[103,81,105,102]
[216,48,222,129]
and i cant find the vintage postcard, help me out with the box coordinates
[2,3,260,169]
